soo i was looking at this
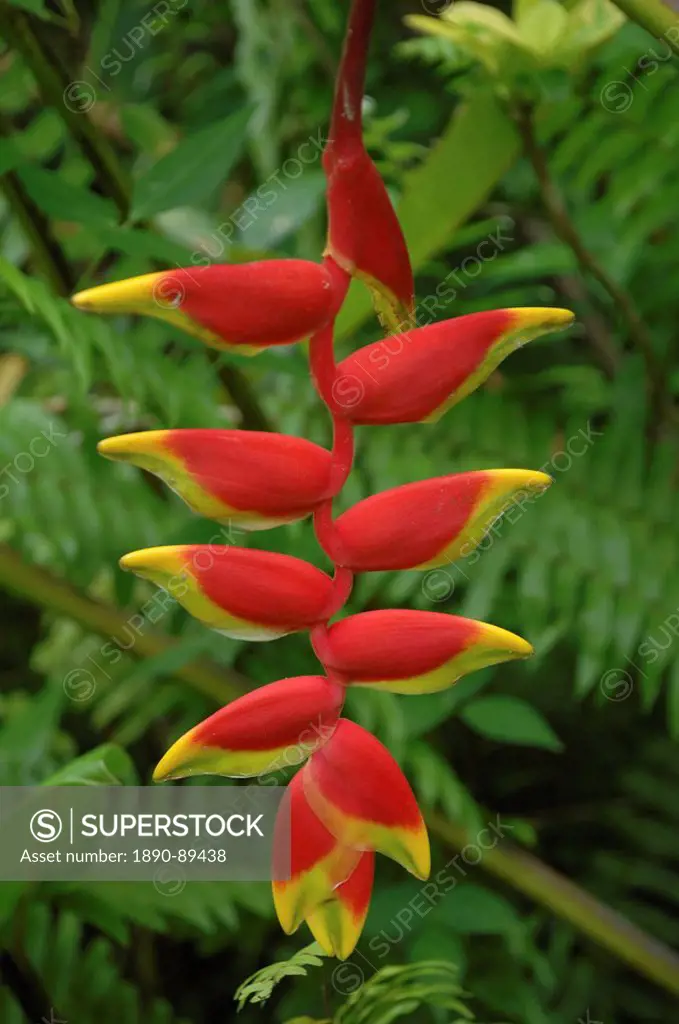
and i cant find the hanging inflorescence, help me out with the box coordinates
[73,0,573,960]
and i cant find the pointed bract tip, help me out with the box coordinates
[97,431,167,461]
[487,468,553,493]
[119,546,186,575]
[477,622,534,661]
[510,307,575,331]
[152,730,198,782]
[71,273,163,314]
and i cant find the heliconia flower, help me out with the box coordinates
[272,770,362,938]
[323,0,414,330]
[312,610,533,694]
[324,469,552,572]
[302,719,430,880]
[305,851,374,960]
[98,430,333,529]
[119,546,335,640]
[71,260,338,354]
[153,675,344,781]
[331,308,575,423]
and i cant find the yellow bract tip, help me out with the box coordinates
[97,431,168,461]
[71,273,164,314]
[152,730,199,782]
[509,307,575,331]
[119,546,186,575]
[477,623,534,660]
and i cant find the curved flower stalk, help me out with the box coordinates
[85,0,574,960]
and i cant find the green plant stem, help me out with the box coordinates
[515,106,670,424]
[0,544,247,705]
[427,812,679,999]
[610,0,679,50]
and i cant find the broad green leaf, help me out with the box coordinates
[460,695,564,750]
[444,884,523,935]
[0,136,29,176]
[239,170,326,249]
[131,108,251,221]
[16,166,117,226]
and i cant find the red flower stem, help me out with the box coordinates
[309,5,375,635]
[328,410,354,496]
[328,0,376,146]
[309,322,337,409]
[327,566,354,620]
[313,499,343,563]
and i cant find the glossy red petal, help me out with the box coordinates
[313,610,533,694]
[272,771,361,935]
[323,0,413,329]
[332,308,574,423]
[327,470,551,571]
[98,430,332,529]
[72,260,337,353]
[119,546,334,640]
[153,675,344,780]
[302,719,430,879]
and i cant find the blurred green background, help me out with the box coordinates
[1,0,679,1021]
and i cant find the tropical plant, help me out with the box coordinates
[1,0,679,1022]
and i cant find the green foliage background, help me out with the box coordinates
[1,0,679,1021]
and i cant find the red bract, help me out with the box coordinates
[312,610,533,694]
[98,430,332,528]
[272,770,362,943]
[72,260,338,353]
[332,308,574,423]
[303,719,430,880]
[323,0,414,330]
[326,470,551,571]
[94,0,573,961]
[119,546,334,640]
[153,675,344,780]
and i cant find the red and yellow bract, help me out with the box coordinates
[98,430,333,528]
[153,675,344,780]
[84,0,573,961]
[312,610,534,694]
